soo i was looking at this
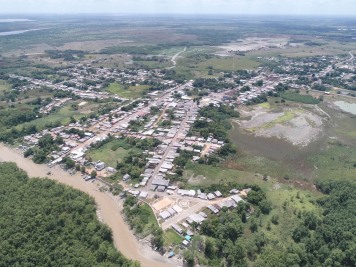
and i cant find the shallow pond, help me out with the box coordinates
[334,101,356,115]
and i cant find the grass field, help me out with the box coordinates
[88,139,141,167]
[139,203,160,237]
[0,80,10,92]
[281,92,320,104]
[134,60,171,69]
[197,56,260,71]
[183,162,269,190]
[247,40,356,58]
[106,82,148,99]
[15,104,83,131]
[308,141,356,183]
[245,186,322,251]
[164,229,183,246]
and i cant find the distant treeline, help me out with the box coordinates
[100,42,193,55]
[45,50,85,61]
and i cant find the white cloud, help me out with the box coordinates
[0,0,355,15]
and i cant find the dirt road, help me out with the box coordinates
[0,144,177,267]
[168,47,186,69]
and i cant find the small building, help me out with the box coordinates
[172,224,183,234]
[159,211,171,220]
[95,162,105,171]
[214,191,222,197]
[157,185,166,192]
[172,205,183,213]
[150,185,158,191]
[139,191,148,199]
[107,167,116,173]
[231,195,244,204]
[207,193,216,200]
[182,240,189,247]
[230,189,240,194]
[123,174,131,181]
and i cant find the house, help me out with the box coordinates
[157,185,166,192]
[172,224,183,234]
[159,211,171,220]
[139,191,148,199]
[214,190,222,197]
[123,174,131,181]
[95,162,105,171]
[107,167,116,173]
[231,195,244,204]
[182,240,189,246]
[207,193,216,200]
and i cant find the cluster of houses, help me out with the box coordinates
[169,188,251,247]
[39,97,72,114]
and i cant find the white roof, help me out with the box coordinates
[139,191,148,198]
[172,205,183,213]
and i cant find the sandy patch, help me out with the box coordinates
[78,101,88,106]
[217,37,290,55]
[152,197,173,211]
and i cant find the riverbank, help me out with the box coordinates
[0,143,177,267]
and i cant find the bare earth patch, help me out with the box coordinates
[239,107,324,147]
[216,37,291,55]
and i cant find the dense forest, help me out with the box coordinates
[0,162,139,267]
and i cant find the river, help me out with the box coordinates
[0,28,43,36]
[0,144,177,267]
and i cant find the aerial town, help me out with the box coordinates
[1,12,356,267]
[7,47,354,259]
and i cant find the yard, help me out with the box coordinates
[0,80,10,92]
[88,139,141,167]
[106,82,149,99]
[197,56,260,71]
[15,103,84,131]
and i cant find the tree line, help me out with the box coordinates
[0,162,139,267]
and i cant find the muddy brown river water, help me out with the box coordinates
[0,144,177,267]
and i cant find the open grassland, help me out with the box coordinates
[106,82,148,99]
[308,142,356,183]
[88,139,141,167]
[184,162,269,190]
[134,60,172,69]
[160,46,187,57]
[0,80,11,92]
[15,103,84,130]
[197,56,260,71]
[164,229,182,246]
[281,92,320,104]
[229,98,356,184]
[243,186,322,253]
[247,40,356,58]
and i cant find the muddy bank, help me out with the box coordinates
[0,144,177,267]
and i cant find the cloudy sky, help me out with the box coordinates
[0,0,355,15]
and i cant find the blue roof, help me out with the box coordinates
[185,235,191,241]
